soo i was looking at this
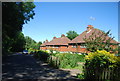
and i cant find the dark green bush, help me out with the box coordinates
[76,73,85,79]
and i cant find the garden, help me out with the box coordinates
[31,49,120,81]
[30,31,120,81]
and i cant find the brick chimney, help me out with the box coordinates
[61,34,65,37]
[87,25,94,32]
[53,36,57,39]
[46,40,48,43]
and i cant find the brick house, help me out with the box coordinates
[68,25,118,53]
[40,40,49,50]
[41,34,71,52]
[40,25,118,53]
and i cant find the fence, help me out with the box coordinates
[84,66,120,81]
[48,55,60,68]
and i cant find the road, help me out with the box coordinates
[2,53,84,81]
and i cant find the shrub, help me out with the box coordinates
[56,53,83,68]
[84,50,119,80]
[76,73,85,79]
[85,50,117,68]
[33,50,50,62]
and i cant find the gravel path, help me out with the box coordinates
[2,53,84,81]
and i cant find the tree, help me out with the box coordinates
[25,36,42,50]
[83,30,118,53]
[66,31,79,40]
[36,41,42,49]
[2,2,35,54]
[11,32,26,52]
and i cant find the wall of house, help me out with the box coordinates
[40,46,47,50]
[40,45,88,53]
[68,45,87,53]
[44,45,68,52]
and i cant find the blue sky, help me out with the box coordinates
[23,2,118,43]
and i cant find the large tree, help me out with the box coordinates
[2,2,35,54]
[25,36,36,50]
[66,31,79,40]
[11,32,26,52]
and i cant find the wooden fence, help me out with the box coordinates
[84,66,120,81]
[48,55,60,68]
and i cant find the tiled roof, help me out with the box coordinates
[41,42,48,46]
[69,26,118,44]
[46,35,71,46]
[41,40,49,46]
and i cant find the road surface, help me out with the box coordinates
[2,53,84,81]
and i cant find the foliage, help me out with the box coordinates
[84,50,119,80]
[83,30,117,52]
[2,2,35,54]
[33,50,50,62]
[25,36,36,50]
[85,50,117,68]
[76,73,85,79]
[25,36,42,50]
[66,31,79,40]
[55,53,84,68]
[10,32,26,52]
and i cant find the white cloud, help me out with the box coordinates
[89,16,96,21]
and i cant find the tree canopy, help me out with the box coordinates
[66,31,79,40]
[25,36,42,51]
[2,2,36,54]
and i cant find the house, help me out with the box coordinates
[40,25,118,53]
[68,25,118,53]
[40,40,49,50]
[45,34,71,52]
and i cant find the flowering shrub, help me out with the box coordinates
[84,50,120,80]
[85,50,117,68]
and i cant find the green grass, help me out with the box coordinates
[61,62,84,70]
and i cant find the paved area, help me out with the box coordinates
[2,53,83,80]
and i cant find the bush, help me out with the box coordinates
[33,50,50,62]
[84,50,119,80]
[76,73,85,79]
[85,50,117,68]
[56,53,83,68]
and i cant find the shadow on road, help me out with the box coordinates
[2,54,85,81]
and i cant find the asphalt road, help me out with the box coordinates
[2,53,83,81]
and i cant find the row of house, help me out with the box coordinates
[40,25,118,53]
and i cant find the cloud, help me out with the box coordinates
[89,16,96,20]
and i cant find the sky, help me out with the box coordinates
[22,2,118,43]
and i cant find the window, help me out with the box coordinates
[72,45,77,48]
[80,45,86,48]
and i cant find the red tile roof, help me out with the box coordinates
[41,40,49,46]
[69,25,118,44]
[46,34,71,46]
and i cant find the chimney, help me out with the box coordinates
[61,34,65,37]
[46,40,48,43]
[43,41,45,43]
[53,36,57,39]
[87,25,94,32]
